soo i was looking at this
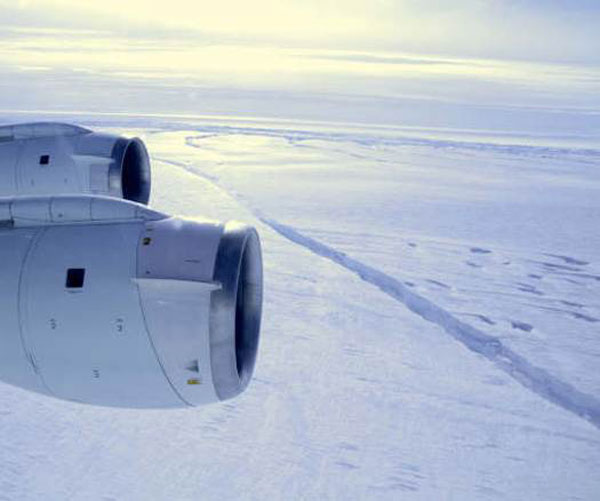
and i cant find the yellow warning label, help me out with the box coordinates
[187,378,201,385]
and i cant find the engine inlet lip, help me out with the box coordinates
[209,222,263,401]
[109,137,151,205]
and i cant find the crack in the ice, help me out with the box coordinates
[183,129,600,162]
[157,155,600,431]
[261,219,600,430]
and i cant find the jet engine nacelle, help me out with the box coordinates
[0,122,151,204]
[0,123,263,408]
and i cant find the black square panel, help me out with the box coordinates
[39,155,50,165]
[66,268,85,288]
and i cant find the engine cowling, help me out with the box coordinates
[0,122,151,204]
[0,195,263,408]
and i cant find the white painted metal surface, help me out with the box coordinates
[0,122,151,204]
[21,221,182,408]
[0,123,263,409]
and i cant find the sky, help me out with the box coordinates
[1,0,599,64]
[0,0,598,141]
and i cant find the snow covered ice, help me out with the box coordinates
[1,11,600,500]
[0,119,597,500]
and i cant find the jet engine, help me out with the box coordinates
[0,122,151,204]
[0,123,263,408]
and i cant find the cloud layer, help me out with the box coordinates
[0,0,598,63]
